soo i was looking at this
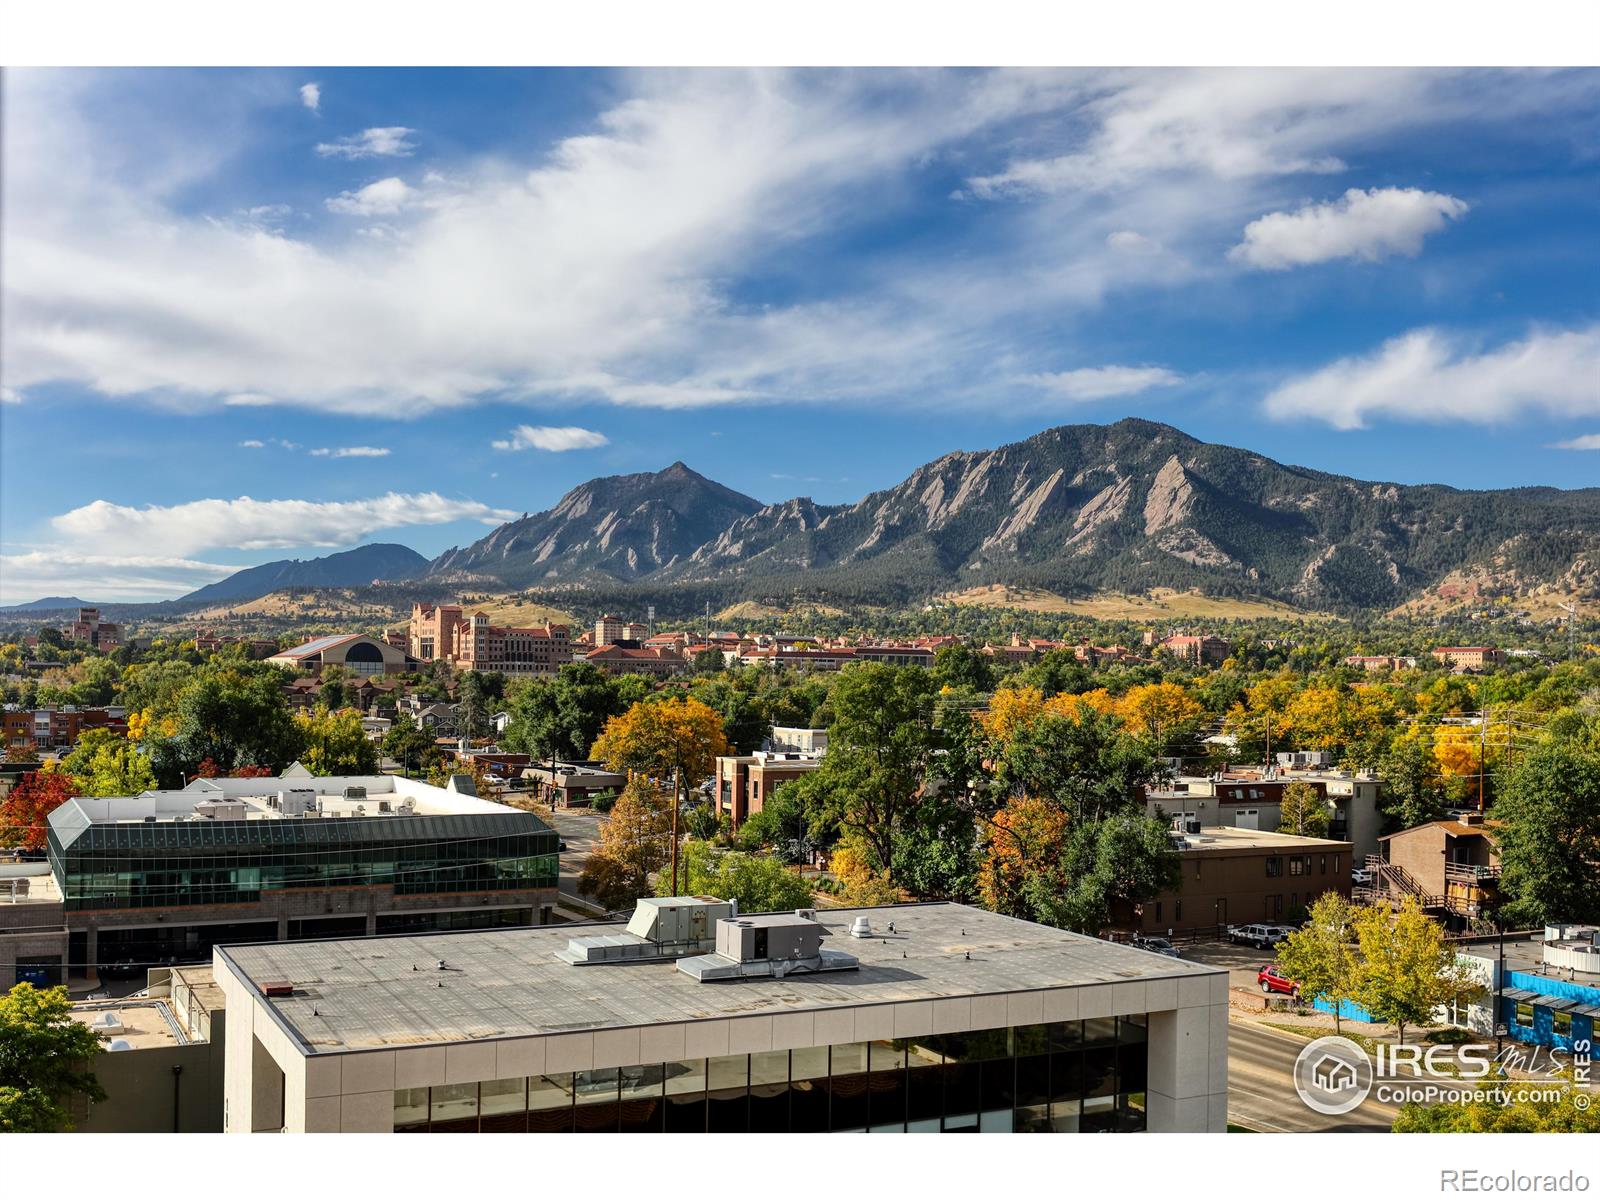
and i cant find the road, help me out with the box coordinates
[1227,1019,1402,1132]
[543,806,602,904]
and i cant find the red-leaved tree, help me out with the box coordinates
[0,771,79,853]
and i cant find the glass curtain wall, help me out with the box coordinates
[393,1016,1149,1133]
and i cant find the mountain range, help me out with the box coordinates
[424,419,1599,612]
[177,543,428,607]
[15,421,1590,617]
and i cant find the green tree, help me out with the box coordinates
[996,708,1165,824]
[1352,898,1473,1044]
[77,739,158,797]
[803,664,940,883]
[293,707,380,775]
[382,723,444,776]
[931,643,994,693]
[500,664,625,761]
[1036,812,1181,934]
[1491,740,1600,926]
[1277,780,1331,837]
[662,839,812,913]
[0,983,107,1132]
[1276,892,1358,1031]
[1378,734,1448,832]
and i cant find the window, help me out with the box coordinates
[1514,1001,1534,1028]
[1320,855,1328,875]
[1553,1010,1574,1040]
[1290,857,1306,877]
[1174,900,1182,922]
[1266,857,1283,877]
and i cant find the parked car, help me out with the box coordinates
[1351,867,1373,885]
[1257,964,1301,998]
[1228,923,1292,950]
[557,841,569,852]
[1131,935,1180,958]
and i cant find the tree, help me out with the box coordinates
[500,664,625,761]
[1117,682,1204,752]
[828,841,901,905]
[76,739,158,798]
[1492,740,1600,926]
[162,669,302,780]
[0,772,78,853]
[293,707,380,775]
[931,643,994,693]
[1276,892,1358,1031]
[802,664,939,884]
[692,648,726,674]
[591,695,731,894]
[978,796,1069,920]
[662,840,812,913]
[382,723,444,777]
[1277,780,1331,837]
[577,778,672,911]
[1378,733,1447,832]
[0,983,107,1132]
[1037,812,1181,934]
[1393,1075,1600,1132]
[1352,898,1473,1044]
[996,708,1165,824]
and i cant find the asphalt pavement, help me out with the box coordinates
[1227,1020,1402,1132]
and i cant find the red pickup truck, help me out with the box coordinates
[1257,965,1301,998]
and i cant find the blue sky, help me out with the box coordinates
[2,67,1597,603]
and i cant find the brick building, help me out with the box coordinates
[410,604,571,677]
[1139,826,1353,934]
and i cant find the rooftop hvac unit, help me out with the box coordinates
[344,785,367,800]
[277,789,315,818]
[678,913,859,982]
[378,800,391,813]
[555,896,735,965]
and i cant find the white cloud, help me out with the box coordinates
[0,550,237,605]
[491,425,610,452]
[0,387,20,405]
[49,492,516,558]
[4,69,1594,419]
[1106,230,1160,254]
[325,177,416,216]
[1019,365,1183,402]
[1551,433,1600,451]
[1264,325,1600,429]
[299,83,320,113]
[1230,186,1469,270]
[308,445,391,458]
[238,439,266,448]
[315,126,416,160]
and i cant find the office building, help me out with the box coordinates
[214,900,1228,1133]
[38,768,559,979]
[1141,826,1353,933]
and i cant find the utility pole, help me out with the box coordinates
[1263,708,1272,767]
[670,765,681,896]
[1478,710,1488,814]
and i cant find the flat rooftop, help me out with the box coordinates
[71,999,190,1049]
[220,902,1219,1055]
[1174,826,1351,851]
[0,868,62,905]
[53,773,521,827]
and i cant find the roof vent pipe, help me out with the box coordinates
[849,916,872,938]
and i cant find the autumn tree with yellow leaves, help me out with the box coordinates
[590,695,730,893]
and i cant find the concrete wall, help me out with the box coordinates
[218,960,1230,1134]
[75,1014,226,1133]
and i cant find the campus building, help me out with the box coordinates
[714,750,824,826]
[268,634,413,677]
[409,603,571,677]
[38,768,559,979]
[214,900,1228,1133]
